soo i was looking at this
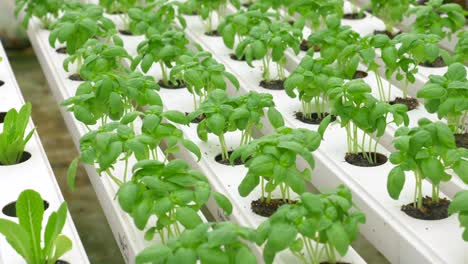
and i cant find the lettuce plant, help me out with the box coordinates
[0,103,34,165]
[135,222,256,264]
[15,0,68,29]
[407,0,466,40]
[235,21,302,85]
[132,30,189,87]
[127,2,186,36]
[230,127,322,216]
[365,0,411,34]
[284,56,343,122]
[326,80,409,165]
[118,159,232,243]
[449,190,468,241]
[0,190,72,264]
[191,0,241,34]
[189,89,282,161]
[256,186,365,264]
[417,63,468,135]
[48,5,121,54]
[387,119,468,211]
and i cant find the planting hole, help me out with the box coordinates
[419,56,446,68]
[295,112,336,125]
[56,47,67,54]
[0,80,4,87]
[251,198,297,217]
[345,152,387,167]
[300,40,321,52]
[69,73,84,82]
[373,30,401,39]
[0,112,6,123]
[259,80,284,90]
[215,151,244,166]
[185,112,205,124]
[119,29,134,36]
[455,133,468,149]
[205,30,220,37]
[158,80,186,89]
[343,13,367,20]
[352,71,368,79]
[389,97,419,111]
[401,196,450,220]
[2,199,49,217]
[55,260,70,264]
[0,152,32,166]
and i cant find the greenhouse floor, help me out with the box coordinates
[5,46,389,264]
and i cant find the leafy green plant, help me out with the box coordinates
[387,118,468,210]
[189,89,283,161]
[449,190,468,241]
[132,30,189,87]
[118,159,232,243]
[99,0,137,14]
[48,4,121,54]
[15,0,68,29]
[407,0,466,40]
[452,31,468,65]
[365,0,411,34]
[0,190,72,264]
[327,80,409,165]
[417,63,468,134]
[256,186,365,264]
[230,127,322,209]
[190,0,241,34]
[127,2,186,36]
[284,56,343,121]
[235,21,302,84]
[287,0,344,31]
[135,222,256,264]
[0,103,34,165]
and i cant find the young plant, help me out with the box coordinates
[132,30,189,88]
[284,56,343,123]
[189,89,282,161]
[15,0,67,29]
[417,63,468,135]
[365,0,411,34]
[0,190,72,264]
[327,80,409,165]
[99,0,137,14]
[449,190,468,241]
[453,31,468,65]
[407,0,467,41]
[387,119,468,218]
[0,103,34,165]
[191,0,241,34]
[48,4,121,54]
[230,127,322,216]
[235,21,302,87]
[127,2,186,36]
[135,222,256,264]
[118,159,232,243]
[256,186,366,264]
[288,0,344,32]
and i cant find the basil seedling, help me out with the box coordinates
[449,190,468,241]
[0,190,72,264]
[99,0,137,14]
[365,0,411,35]
[288,0,343,32]
[230,127,322,216]
[0,103,35,165]
[15,0,72,29]
[256,186,365,264]
[452,31,468,65]
[127,2,186,36]
[387,119,468,219]
[135,222,257,264]
[326,80,409,166]
[48,4,121,54]
[118,159,232,242]
[190,0,241,34]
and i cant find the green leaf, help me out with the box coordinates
[267,107,284,129]
[17,190,44,263]
[136,245,172,264]
[238,173,259,197]
[453,160,468,184]
[265,223,297,253]
[387,166,405,200]
[182,139,201,161]
[67,158,79,192]
[44,203,68,261]
[176,207,202,229]
[198,248,230,264]
[164,110,188,124]
[326,222,350,256]
[0,219,33,263]
[213,192,233,215]
[49,235,73,263]
[118,182,141,213]
[206,114,225,136]
[235,246,256,264]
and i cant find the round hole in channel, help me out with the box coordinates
[344,152,387,167]
[214,151,244,166]
[55,260,71,264]
[0,112,6,123]
[0,152,32,166]
[2,199,50,217]
[0,80,4,87]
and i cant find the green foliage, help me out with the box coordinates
[407,0,466,40]
[256,186,365,264]
[388,119,468,208]
[48,4,121,54]
[99,0,137,14]
[231,126,322,201]
[119,159,232,243]
[452,31,468,65]
[328,80,409,164]
[0,190,72,264]
[189,89,282,161]
[187,0,241,32]
[135,222,256,264]
[15,0,72,29]
[235,21,302,81]
[365,0,411,32]
[0,103,35,165]
[417,63,468,134]
[287,0,344,31]
[449,190,468,242]
[127,2,186,36]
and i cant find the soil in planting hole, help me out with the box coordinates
[343,13,367,20]
[295,112,336,125]
[2,200,49,217]
[0,80,4,87]
[55,261,70,264]
[373,30,401,39]
[119,29,134,36]
[185,112,205,124]
[251,198,297,217]
[455,133,468,148]
[215,151,244,166]
[158,80,186,89]
[345,152,387,167]
[56,47,67,54]
[352,70,368,79]
[300,39,321,52]
[389,97,419,111]
[419,56,446,68]
[205,30,220,37]
[402,196,450,220]
[69,73,84,82]
[0,152,32,166]
[242,2,253,8]
[230,53,246,61]
[0,112,6,123]
[260,79,284,90]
